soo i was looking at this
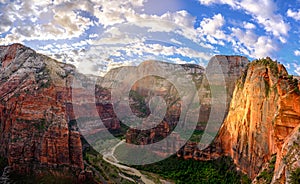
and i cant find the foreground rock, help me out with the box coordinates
[0,44,98,182]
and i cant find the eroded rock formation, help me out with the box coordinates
[213,58,300,180]
[0,44,97,181]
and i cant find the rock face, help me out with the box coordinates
[124,63,204,146]
[198,55,249,128]
[176,55,249,158]
[272,124,300,183]
[212,58,300,180]
[0,44,88,178]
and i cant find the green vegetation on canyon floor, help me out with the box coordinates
[133,155,251,184]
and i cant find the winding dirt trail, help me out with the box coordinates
[102,140,155,184]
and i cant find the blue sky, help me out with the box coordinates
[0,0,300,76]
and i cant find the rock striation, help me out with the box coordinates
[0,43,98,181]
[213,58,300,180]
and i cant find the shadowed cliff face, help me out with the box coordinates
[214,58,300,180]
[0,44,91,180]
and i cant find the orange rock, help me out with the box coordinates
[213,59,300,179]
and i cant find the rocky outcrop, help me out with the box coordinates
[0,44,94,180]
[208,58,300,181]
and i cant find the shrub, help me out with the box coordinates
[289,168,300,184]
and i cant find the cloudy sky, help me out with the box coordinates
[0,0,300,76]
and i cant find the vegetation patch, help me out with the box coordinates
[133,155,251,184]
[264,79,271,97]
[39,80,51,88]
[257,154,276,183]
[289,167,300,184]
[33,118,47,131]
[189,129,204,142]
[252,57,278,76]
[287,75,300,94]
[8,168,83,184]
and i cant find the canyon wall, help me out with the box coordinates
[0,44,98,181]
[213,58,300,180]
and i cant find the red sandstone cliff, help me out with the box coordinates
[0,44,93,181]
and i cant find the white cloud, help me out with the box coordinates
[197,13,226,45]
[161,10,195,28]
[199,0,290,41]
[199,14,225,38]
[4,0,287,76]
[119,10,196,36]
[287,9,300,21]
[294,50,300,56]
[199,0,236,6]
[241,1,289,38]
[92,0,147,27]
[293,63,300,76]
[0,14,12,33]
[170,38,182,45]
[284,63,290,70]
[92,27,144,45]
[243,22,256,29]
[229,28,277,58]
[169,57,188,64]
[0,0,94,43]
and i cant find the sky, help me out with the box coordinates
[0,0,300,76]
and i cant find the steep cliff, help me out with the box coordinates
[213,58,300,180]
[177,55,249,159]
[0,43,93,181]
